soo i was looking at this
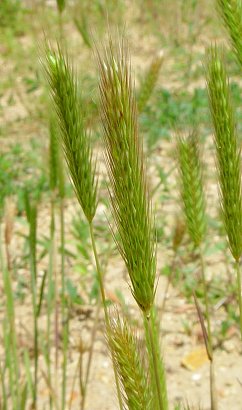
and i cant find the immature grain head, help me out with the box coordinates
[98,39,156,313]
[206,45,242,261]
[137,51,163,113]
[45,46,97,223]
[108,314,152,410]
[217,0,242,68]
[177,131,206,248]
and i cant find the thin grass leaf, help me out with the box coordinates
[206,45,242,261]
[20,383,28,410]
[23,349,34,404]
[37,269,47,317]
[0,361,7,410]
[177,132,206,248]
[108,314,152,410]
[98,38,156,313]
[3,268,20,408]
[217,0,242,67]
[45,45,97,223]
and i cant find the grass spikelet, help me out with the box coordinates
[206,45,242,261]
[98,39,156,314]
[177,131,206,248]
[177,132,218,408]
[137,51,163,113]
[108,314,152,410]
[45,45,97,223]
[206,44,242,337]
[217,0,242,67]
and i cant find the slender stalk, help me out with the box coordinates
[47,198,55,410]
[235,259,242,337]
[89,222,108,321]
[80,296,101,410]
[27,202,38,409]
[199,248,217,410]
[3,268,20,408]
[144,313,165,410]
[89,222,123,410]
[0,222,3,272]
[210,360,218,410]
[199,249,212,350]
[0,361,7,410]
[60,197,68,410]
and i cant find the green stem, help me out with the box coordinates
[89,222,123,410]
[60,198,68,410]
[144,312,166,410]
[47,198,55,410]
[80,296,101,410]
[89,222,108,320]
[199,249,212,353]
[0,221,4,272]
[235,259,242,338]
[199,248,218,410]
[29,205,38,409]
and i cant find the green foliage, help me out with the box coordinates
[108,315,152,410]
[45,46,98,223]
[140,87,208,148]
[217,0,242,67]
[206,45,242,262]
[177,132,206,247]
[98,40,156,313]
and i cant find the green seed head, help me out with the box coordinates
[98,38,156,313]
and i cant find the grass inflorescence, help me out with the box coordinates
[206,44,242,336]
[98,39,156,314]
[98,37,168,410]
[45,46,98,224]
[217,0,242,67]
[177,131,206,248]
[108,314,152,410]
